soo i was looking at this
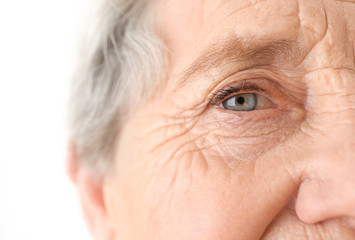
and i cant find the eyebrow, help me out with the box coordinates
[180,36,298,82]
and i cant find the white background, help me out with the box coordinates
[0,0,91,239]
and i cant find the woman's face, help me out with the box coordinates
[103,0,355,239]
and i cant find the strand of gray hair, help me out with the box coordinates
[68,0,166,174]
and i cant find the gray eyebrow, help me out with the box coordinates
[180,36,299,82]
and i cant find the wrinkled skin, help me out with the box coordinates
[80,0,355,239]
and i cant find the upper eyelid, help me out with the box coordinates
[209,81,267,105]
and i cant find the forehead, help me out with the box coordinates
[159,0,301,36]
[154,0,355,99]
[156,0,327,70]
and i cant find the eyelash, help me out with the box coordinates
[210,81,267,106]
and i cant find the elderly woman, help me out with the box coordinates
[67,0,355,239]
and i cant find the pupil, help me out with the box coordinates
[237,97,245,105]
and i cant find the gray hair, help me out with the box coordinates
[68,0,166,173]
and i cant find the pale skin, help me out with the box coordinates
[68,0,355,239]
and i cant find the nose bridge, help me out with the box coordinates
[311,121,355,174]
[305,69,355,165]
[295,69,355,225]
[306,111,355,177]
[296,110,355,223]
[316,107,355,153]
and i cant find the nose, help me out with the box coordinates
[295,118,355,228]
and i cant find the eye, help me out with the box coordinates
[221,93,273,111]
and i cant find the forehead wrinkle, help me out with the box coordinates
[214,0,271,26]
[179,36,299,84]
[201,0,234,21]
[335,0,355,3]
[200,0,273,30]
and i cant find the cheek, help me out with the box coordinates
[138,153,249,239]
[111,102,305,239]
[126,136,302,239]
